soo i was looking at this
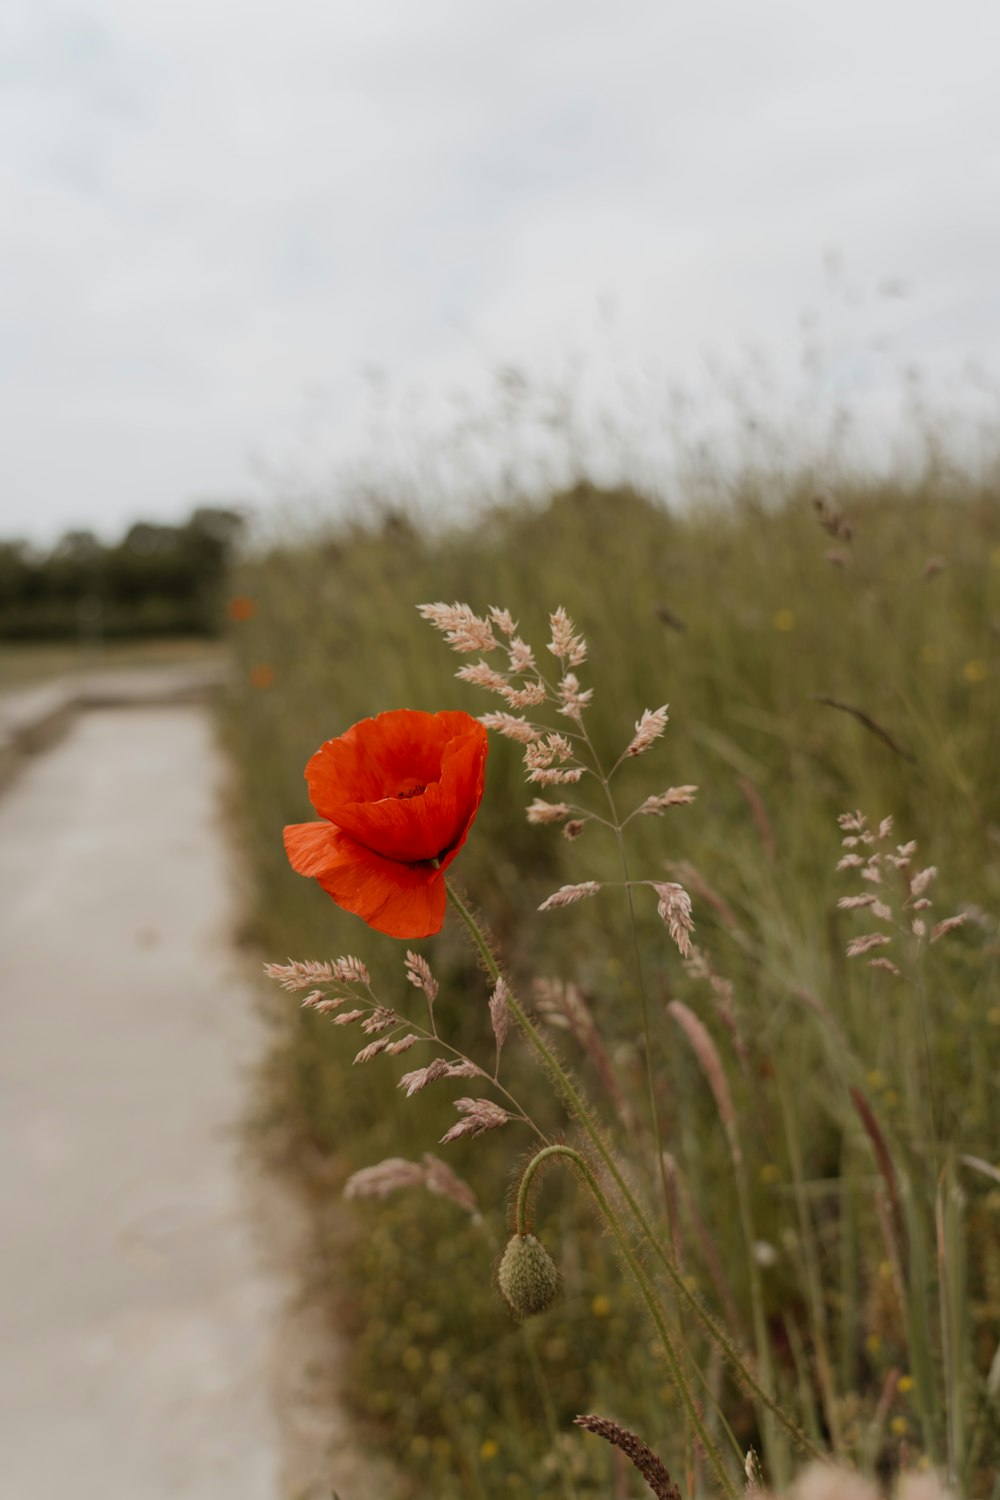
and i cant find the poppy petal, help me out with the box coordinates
[284,820,343,877]
[435,727,489,870]
[285,820,446,939]
[306,710,487,864]
[306,709,453,820]
[336,725,486,862]
[316,835,446,939]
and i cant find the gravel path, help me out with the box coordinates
[0,706,306,1498]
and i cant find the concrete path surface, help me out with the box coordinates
[0,705,338,1499]
[0,661,228,792]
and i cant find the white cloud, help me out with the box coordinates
[1,0,998,541]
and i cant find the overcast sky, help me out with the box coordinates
[3,0,999,543]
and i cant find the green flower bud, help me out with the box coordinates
[497,1232,559,1319]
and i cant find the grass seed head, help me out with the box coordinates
[417,601,499,653]
[626,705,669,757]
[539,881,602,911]
[652,882,694,957]
[480,712,540,744]
[440,1097,511,1143]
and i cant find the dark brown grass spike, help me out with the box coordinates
[737,774,777,861]
[849,1086,905,1251]
[574,1414,681,1500]
[814,695,916,763]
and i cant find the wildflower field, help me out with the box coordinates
[226,474,1000,1498]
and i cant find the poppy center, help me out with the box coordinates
[393,777,427,800]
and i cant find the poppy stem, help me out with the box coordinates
[572,717,676,1243]
[444,877,820,1470]
[446,879,737,1492]
[513,1144,740,1500]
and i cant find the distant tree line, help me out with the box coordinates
[0,507,244,641]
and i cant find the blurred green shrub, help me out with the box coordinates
[0,506,244,640]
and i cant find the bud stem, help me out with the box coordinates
[445,878,822,1474]
[513,1143,738,1500]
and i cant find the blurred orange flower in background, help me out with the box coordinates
[227,595,256,622]
[249,663,275,689]
[284,709,488,938]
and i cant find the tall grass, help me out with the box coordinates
[226,471,999,1497]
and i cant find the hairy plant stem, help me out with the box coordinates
[445,880,823,1470]
[515,1144,738,1500]
[577,719,675,1239]
[521,1321,580,1500]
[575,725,700,1500]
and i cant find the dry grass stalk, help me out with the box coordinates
[456,660,509,693]
[404,950,438,1002]
[683,945,748,1068]
[385,1033,420,1055]
[652,882,694,957]
[440,1097,511,1143]
[574,1414,680,1500]
[668,1000,737,1141]
[837,812,967,973]
[301,992,347,1014]
[353,1037,395,1064]
[745,1448,765,1491]
[527,798,572,824]
[361,1006,397,1034]
[534,977,639,1133]
[527,765,585,786]
[626,705,670,757]
[526,732,575,766]
[479,712,540,744]
[343,1157,427,1198]
[785,1464,954,1500]
[264,959,335,991]
[931,914,966,942]
[502,679,546,707]
[417,601,499,653]
[737,775,777,861]
[547,606,587,665]
[868,957,901,976]
[638,786,698,816]
[539,881,601,911]
[789,1463,879,1500]
[422,1153,480,1215]
[263,955,371,991]
[846,933,892,958]
[849,1087,905,1260]
[488,605,517,636]
[523,729,585,783]
[557,671,593,718]
[662,1151,745,1333]
[344,1153,479,1216]
[666,859,741,931]
[398,1057,480,1098]
[816,695,916,762]
[813,493,854,541]
[489,977,510,1052]
[507,635,536,673]
[895,1476,953,1500]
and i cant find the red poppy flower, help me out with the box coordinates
[227,595,256,622]
[284,709,488,939]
